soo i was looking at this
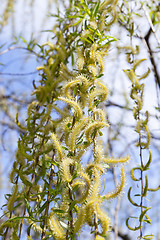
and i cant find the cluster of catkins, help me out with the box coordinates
[1,1,129,239]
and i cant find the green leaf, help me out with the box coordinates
[68,200,77,212]
[130,167,141,181]
[20,36,28,45]
[126,217,141,231]
[142,175,148,197]
[53,209,65,213]
[99,130,103,136]
[142,150,152,171]
[38,201,47,214]
[148,185,160,192]
[27,223,33,236]
[24,198,33,218]
[73,86,79,98]
[97,73,104,78]
[143,214,151,224]
[62,146,69,151]
[92,0,100,17]
[128,187,140,207]
[72,18,83,27]
[80,37,93,44]
[142,234,154,240]
[139,207,151,223]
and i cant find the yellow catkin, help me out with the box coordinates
[72,180,85,189]
[85,122,109,142]
[89,89,104,110]
[72,172,91,203]
[105,166,126,199]
[70,117,88,151]
[96,52,104,73]
[97,80,109,100]
[64,75,89,99]
[48,214,65,240]
[64,79,81,99]
[74,207,86,233]
[77,47,85,71]
[58,97,82,119]
[80,172,91,187]
[90,43,98,60]
[93,109,106,122]
[59,62,74,80]
[93,140,104,164]
[89,81,108,109]
[97,207,111,235]
[7,185,18,212]
[61,157,74,182]
[103,156,129,164]
[88,64,99,76]
[51,133,63,160]
[89,168,101,200]
[86,164,104,174]
[85,201,95,226]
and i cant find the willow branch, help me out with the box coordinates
[144,28,160,89]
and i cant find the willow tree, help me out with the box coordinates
[0,0,160,240]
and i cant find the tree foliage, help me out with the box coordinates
[0,0,160,240]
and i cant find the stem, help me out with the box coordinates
[139,132,144,239]
[94,213,98,239]
[41,159,55,239]
[66,106,77,239]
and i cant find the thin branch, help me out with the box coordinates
[0,95,32,104]
[0,71,37,76]
[143,5,160,46]
[0,46,41,57]
[143,27,160,89]
[112,227,131,240]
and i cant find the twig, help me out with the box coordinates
[0,71,37,76]
[143,5,160,46]
[0,46,41,57]
[112,227,131,240]
[143,27,160,89]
